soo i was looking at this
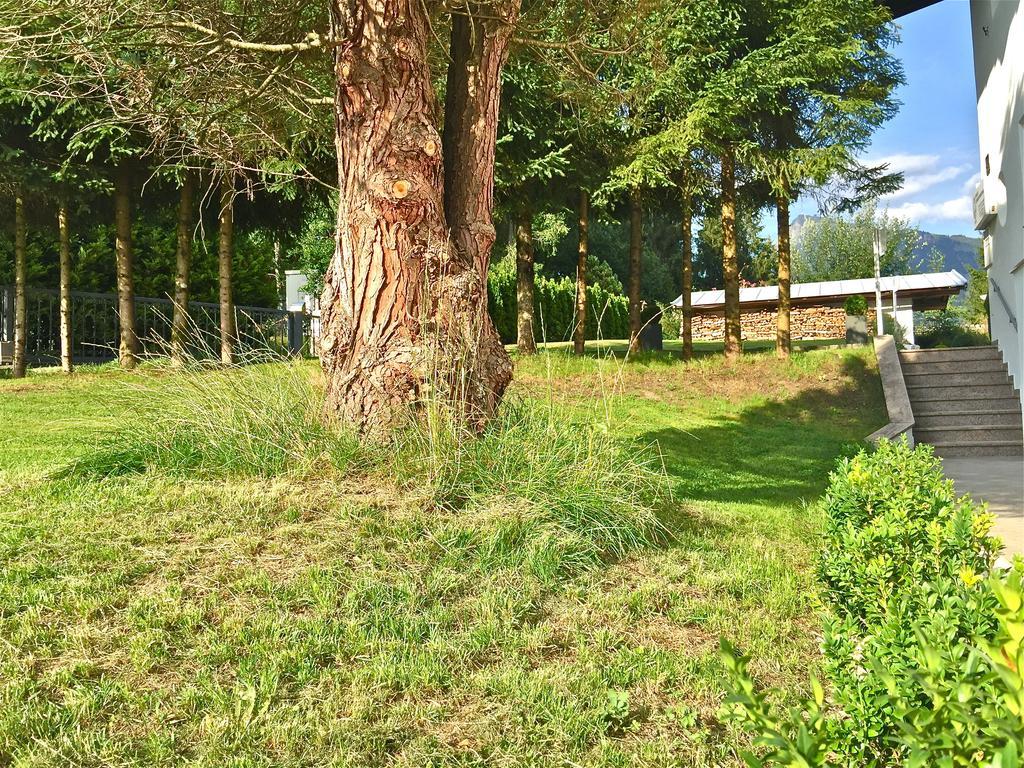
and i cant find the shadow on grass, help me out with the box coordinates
[643,354,883,508]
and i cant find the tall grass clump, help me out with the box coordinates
[70,356,351,478]
[68,341,668,572]
[388,395,670,568]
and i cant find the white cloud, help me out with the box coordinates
[961,170,982,193]
[883,195,974,222]
[868,153,974,201]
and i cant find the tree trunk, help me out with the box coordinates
[721,147,741,360]
[441,0,516,380]
[320,0,515,434]
[627,187,643,355]
[58,193,73,373]
[114,161,137,370]
[680,185,693,361]
[273,238,284,306]
[515,208,537,354]
[218,173,235,366]
[12,187,27,379]
[776,191,791,359]
[171,171,195,367]
[574,188,589,355]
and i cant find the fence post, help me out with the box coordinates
[287,311,304,357]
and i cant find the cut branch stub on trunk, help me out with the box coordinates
[320,0,514,435]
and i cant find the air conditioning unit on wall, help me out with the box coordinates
[974,182,997,230]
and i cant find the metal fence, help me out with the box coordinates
[1,285,307,365]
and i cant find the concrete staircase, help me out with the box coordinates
[900,346,1024,457]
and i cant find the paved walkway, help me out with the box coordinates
[941,456,1023,558]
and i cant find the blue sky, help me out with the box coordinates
[787,0,981,236]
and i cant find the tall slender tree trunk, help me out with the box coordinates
[58,193,73,373]
[12,188,27,379]
[574,188,589,355]
[218,174,235,366]
[680,184,694,361]
[320,0,515,434]
[627,187,643,355]
[114,161,137,370]
[720,147,741,360]
[776,191,792,359]
[515,208,537,354]
[273,238,284,306]
[171,171,195,367]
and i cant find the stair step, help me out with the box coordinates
[899,358,1008,375]
[900,346,1001,363]
[906,383,1020,402]
[915,425,1024,444]
[913,397,1024,415]
[914,409,1024,428]
[928,441,1024,458]
[905,370,1011,387]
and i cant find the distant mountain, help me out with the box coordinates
[789,214,981,275]
[915,231,981,275]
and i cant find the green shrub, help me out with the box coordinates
[720,440,1021,767]
[818,440,997,625]
[660,304,681,339]
[487,261,630,343]
[844,295,868,316]
[916,310,989,349]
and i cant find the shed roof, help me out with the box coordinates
[670,270,967,312]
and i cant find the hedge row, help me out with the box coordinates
[487,269,630,344]
[722,439,1023,767]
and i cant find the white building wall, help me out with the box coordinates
[971,0,1024,409]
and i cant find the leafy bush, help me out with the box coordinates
[721,440,1022,767]
[818,440,996,624]
[843,295,867,316]
[916,310,989,349]
[487,257,630,343]
[660,304,681,338]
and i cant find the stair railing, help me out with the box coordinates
[990,277,1018,332]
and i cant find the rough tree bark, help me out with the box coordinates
[680,184,693,361]
[627,187,643,356]
[573,188,589,355]
[171,171,195,367]
[776,191,791,359]
[319,0,515,434]
[58,193,73,373]
[515,208,537,354]
[721,147,741,361]
[12,187,27,379]
[218,173,235,366]
[114,161,138,370]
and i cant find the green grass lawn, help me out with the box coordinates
[0,345,884,766]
